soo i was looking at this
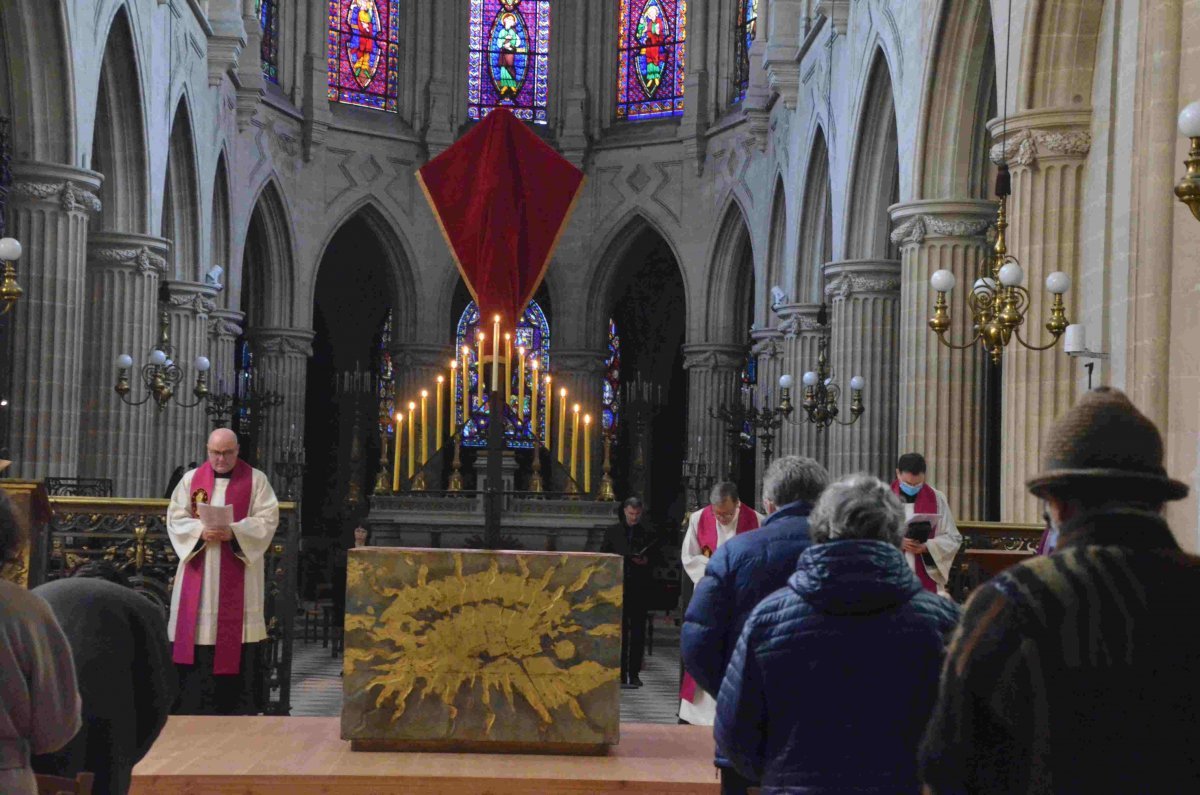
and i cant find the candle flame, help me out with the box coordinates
[449,361,457,369]
[573,403,580,413]
[531,360,538,370]
[518,346,525,355]
[477,332,484,341]
[494,314,500,322]
[584,414,592,424]
[395,413,402,423]
[462,346,470,355]
[437,375,445,383]
[408,401,416,410]
[505,333,511,341]
[560,387,567,397]
[421,390,428,398]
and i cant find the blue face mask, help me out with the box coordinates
[899,481,923,497]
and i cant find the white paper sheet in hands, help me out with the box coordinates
[197,502,234,529]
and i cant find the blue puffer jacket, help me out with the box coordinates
[715,539,961,794]
[681,500,813,764]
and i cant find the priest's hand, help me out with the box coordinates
[201,527,234,543]
[902,539,928,555]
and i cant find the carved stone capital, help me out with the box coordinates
[390,343,455,372]
[163,280,218,317]
[552,349,608,375]
[823,260,902,299]
[208,309,245,341]
[89,245,168,275]
[775,303,823,338]
[750,329,784,360]
[989,127,1092,168]
[248,327,316,359]
[681,343,745,372]
[889,214,992,247]
[11,180,102,215]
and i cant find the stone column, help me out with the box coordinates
[682,343,745,483]
[990,115,1089,521]
[151,281,218,490]
[78,233,169,497]
[248,327,314,485]
[750,327,784,495]
[208,308,245,404]
[889,201,994,520]
[823,260,901,480]
[3,163,102,480]
[551,348,608,493]
[775,303,829,467]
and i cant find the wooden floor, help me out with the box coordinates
[131,717,720,794]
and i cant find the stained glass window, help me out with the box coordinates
[603,319,621,436]
[235,339,254,442]
[455,300,550,449]
[327,0,400,112]
[733,0,758,104]
[258,0,280,84]
[376,309,396,439]
[617,0,686,121]
[468,0,552,124]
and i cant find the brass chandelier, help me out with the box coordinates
[0,237,21,315]
[114,305,211,410]
[927,164,1071,364]
[777,304,865,429]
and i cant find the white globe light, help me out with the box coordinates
[998,262,1025,287]
[115,354,133,369]
[930,269,956,293]
[1045,271,1071,295]
[849,376,865,391]
[973,276,998,293]
[164,359,174,369]
[802,371,819,387]
[824,377,833,387]
[149,349,167,366]
[778,373,794,389]
[0,238,22,262]
[194,356,211,372]
[1180,100,1200,138]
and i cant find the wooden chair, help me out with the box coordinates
[35,772,95,795]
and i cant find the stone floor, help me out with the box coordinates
[288,614,685,725]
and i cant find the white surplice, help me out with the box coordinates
[166,467,279,645]
[903,485,962,597]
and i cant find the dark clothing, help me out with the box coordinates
[717,540,961,794]
[681,500,814,762]
[920,510,1200,795]
[720,765,756,795]
[30,579,175,795]
[601,518,657,679]
[173,642,261,716]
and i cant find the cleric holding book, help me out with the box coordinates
[891,453,962,596]
[166,428,279,715]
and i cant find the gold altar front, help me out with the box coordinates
[341,547,623,754]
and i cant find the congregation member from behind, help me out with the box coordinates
[892,453,962,595]
[167,428,279,715]
[601,497,658,688]
[32,562,176,795]
[716,475,961,794]
[921,388,1200,794]
[682,456,828,795]
[678,481,764,726]
[0,490,81,795]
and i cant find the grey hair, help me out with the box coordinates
[809,474,905,547]
[762,456,829,507]
[709,481,740,506]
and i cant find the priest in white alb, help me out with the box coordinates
[890,453,962,597]
[678,481,763,726]
[167,428,279,715]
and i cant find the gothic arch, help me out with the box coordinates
[585,208,688,350]
[162,96,202,280]
[916,0,996,199]
[0,0,74,163]
[434,252,564,346]
[705,198,755,345]
[310,199,419,341]
[241,179,295,329]
[91,5,148,233]
[845,49,900,260]
[764,176,788,324]
[211,152,231,304]
[1020,0,1104,111]
[797,127,833,303]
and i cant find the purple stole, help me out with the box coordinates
[172,460,253,675]
[680,503,760,704]
[892,480,939,593]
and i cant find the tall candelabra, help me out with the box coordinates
[681,457,714,508]
[709,395,786,473]
[273,439,306,502]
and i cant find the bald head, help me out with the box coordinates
[206,428,240,474]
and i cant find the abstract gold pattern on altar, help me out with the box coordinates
[341,547,622,753]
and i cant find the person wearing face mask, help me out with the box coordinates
[891,453,961,596]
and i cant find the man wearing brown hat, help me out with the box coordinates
[918,388,1200,793]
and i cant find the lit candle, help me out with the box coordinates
[584,413,592,494]
[517,346,526,422]
[436,376,445,447]
[570,403,581,484]
[460,347,471,423]
[504,333,512,404]
[407,401,416,478]
[557,387,568,463]
[420,390,429,464]
[491,315,501,393]
[392,412,402,492]
[544,375,552,442]
[476,332,485,404]
[530,359,539,434]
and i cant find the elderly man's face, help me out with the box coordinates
[712,497,739,524]
[624,505,643,526]
[207,430,240,474]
